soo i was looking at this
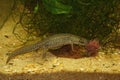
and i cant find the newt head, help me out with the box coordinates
[75,38,88,46]
[72,36,88,46]
[79,37,88,46]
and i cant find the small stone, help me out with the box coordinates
[99,76,103,80]
[98,59,102,61]
[80,68,84,71]
[53,62,60,67]
[0,46,2,49]
[8,62,14,65]
[4,35,9,38]
[12,43,16,46]
[114,53,118,55]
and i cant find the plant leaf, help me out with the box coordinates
[42,0,72,14]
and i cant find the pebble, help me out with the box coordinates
[0,46,2,49]
[53,62,60,67]
[12,43,16,46]
[4,35,9,38]
[80,68,84,71]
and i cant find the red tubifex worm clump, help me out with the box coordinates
[85,39,100,56]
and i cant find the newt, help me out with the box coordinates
[6,33,88,63]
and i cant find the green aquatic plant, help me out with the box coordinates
[42,0,72,14]
[11,0,119,45]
